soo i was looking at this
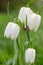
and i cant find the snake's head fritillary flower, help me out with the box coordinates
[25,48,36,64]
[4,22,20,40]
[28,13,41,32]
[18,7,33,27]
[33,14,41,32]
[18,7,41,32]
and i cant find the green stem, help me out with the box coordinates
[23,41,26,65]
[16,35,22,65]
[7,1,10,15]
[16,39,20,65]
[19,30,22,65]
[26,16,32,48]
[13,40,18,65]
[16,38,20,51]
[19,47,22,65]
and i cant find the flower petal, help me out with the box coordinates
[25,48,36,64]
[4,22,20,40]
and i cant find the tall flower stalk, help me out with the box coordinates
[26,16,32,48]
[19,30,22,65]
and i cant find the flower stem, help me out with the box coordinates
[19,30,22,65]
[26,16,32,48]
[7,1,10,15]
[13,40,18,65]
[16,35,22,65]
[16,38,20,51]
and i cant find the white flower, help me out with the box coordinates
[4,22,20,39]
[18,7,33,27]
[25,48,36,64]
[28,13,41,32]
[33,14,41,32]
[18,7,41,32]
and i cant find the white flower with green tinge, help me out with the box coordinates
[18,7,33,26]
[25,48,36,64]
[18,7,41,32]
[4,22,20,39]
[28,13,41,32]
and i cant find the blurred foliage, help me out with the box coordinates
[0,0,28,12]
[0,0,43,65]
[0,0,43,12]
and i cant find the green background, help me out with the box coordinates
[0,0,43,65]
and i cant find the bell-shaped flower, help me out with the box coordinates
[4,22,20,39]
[28,13,41,32]
[18,7,33,27]
[25,48,36,64]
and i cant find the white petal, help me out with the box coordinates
[18,7,26,24]
[18,7,33,27]
[4,22,20,39]
[25,48,36,64]
[33,14,41,32]
[25,7,33,16]
[4,22,12,38]
[10,23,20,40]
[28,13,41,32]
[28,13,36,30]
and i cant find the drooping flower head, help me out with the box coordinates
[28,13,41,32]
[4,22,20,40]
[18,7,33,27]
[18,7,41,32]
[25,48,36,64]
